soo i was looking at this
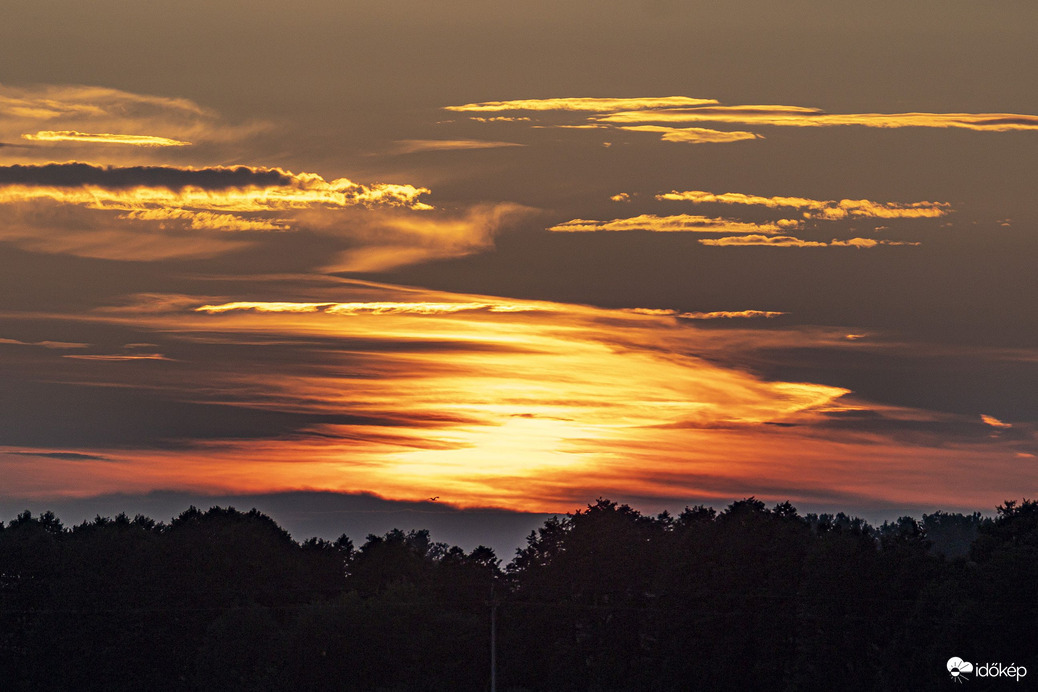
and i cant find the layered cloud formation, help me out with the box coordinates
[3,277,1033,512]
[656,190,951,221]
[0,83,265,162]
[451,95,1038,145]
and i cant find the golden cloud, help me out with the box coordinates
[0,337,89,349]
[322,202,534,272]
[699,234,827,247]
[598,104,1038,132]
[0,83,266,163]
[0,162,445,261]
[618,125,762,144]
[22,131,191,147]
[981,414,1012,429]
[699,235,919,248]
[548,214,795,234]
[0,163,431,212]
[55,285,852,509]
[392,139,526,154]
[196,300,550,316]
[468,116,532,123]
[679,310,786,320]
[8,280,1032,512]
[445,97,719,112]
[658,189,951,219]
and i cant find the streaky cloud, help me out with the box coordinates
[699,235,919,248]
[679,310,787,320]
[196,300,551,316]
[618,125,762,144]
[392,139,525,154]
[0,337,89,349]
[658,190,951,220]
[981,414,1012,429]
[445,96,719,112]
[549,214,796,234]
[22,130,191,147]
[598,104,1038,132]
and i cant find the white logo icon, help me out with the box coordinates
[948,657,974,683]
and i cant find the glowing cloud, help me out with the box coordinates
[445,97,719,113]
[618,125,762,144]
[658,190,951,219]
[598,105,1038,132]
[5,278,1034,513]
[679,310,786,320]
[699,235,918,248]
[0,337,89,349]
[392,139,525,154]
[22,131,191,147]
[548,214,795,234]
[196,300,550,315]
[0,162,431,212]
[981,414,1012,429]
[0,83,265,163]
[699,235,828,247]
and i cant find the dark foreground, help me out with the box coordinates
[1,498,1034,691]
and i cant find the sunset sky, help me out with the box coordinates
[1,0,1036,542]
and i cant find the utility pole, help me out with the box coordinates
[490,581,498,692]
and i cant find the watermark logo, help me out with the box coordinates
[947,657,1027,683]
[947,658,974,683]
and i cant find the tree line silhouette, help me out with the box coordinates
[1,498,1035,690]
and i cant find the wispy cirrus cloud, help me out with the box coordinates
[0,162,531,269]
[5,279,1032,512]
[617,125,762,144]
[0,83,266,162]
[626,308,786,320]
[657,190,951,220]
[981,414,1012,429]
[22,131,191,147]
[597,104,1038,133]
[699,235,918,248]
[0,162,430,210]
[0,337,89,349]
[548,214,798,234]
[451,95,1038,148]
[445,97,719,113]
[196,300,550,316]
[679,310,787,320]
[391,139,525,154]
[0,161,438,259]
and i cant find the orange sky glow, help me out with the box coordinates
[1,2,1036,530]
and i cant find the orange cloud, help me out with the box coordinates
[0,163,431,212]
[548,214,795,234]
[598,104,1038,132]
[699,235,919,248]
[0,83,266,164]
[679,310,786,320]
[0,162,462,262]
[658,189,951,219]
[468,116,532,123]
[196,300,550,316]
[8,282,1032,513]
[392,139,525,154]
[22,131,191,147]
[445,97,719,113]
[699,234,827,247]
[53,286,851,508]
[618,124,762,144]
[0,337,89,349]
[981,414,1012,429]
[322,202,533,272]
